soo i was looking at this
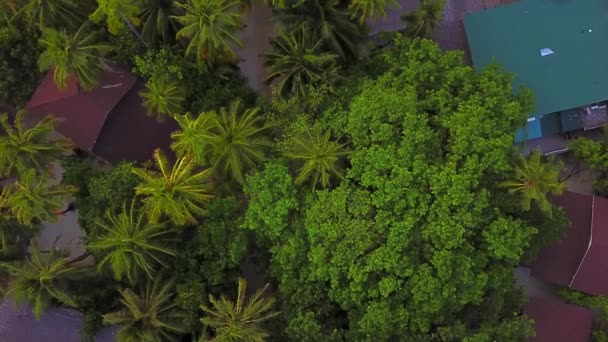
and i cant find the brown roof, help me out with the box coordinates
[531,191,593,287]
[25,68,176,164]
[569,195,608,295]
[524,297,593,342]
[92,81,178,164]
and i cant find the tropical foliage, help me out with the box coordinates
[0,110,72,177]
[171,100,272,184]
[173,0,244,62]
[500,150,565,215]
[264,27,337,99]
[11,0,82,29]
[201,278,278,341]
[87,200,176,283]
[349,0,399,23]
[3,244,83,318]
[401,0,445,38]
[285,129,350,189]
[0,0,583,338]
[133,149,214,225]
[38,22,112,90]
[0,169,77,225]
[103,279,187,342]
[140,75,187,121]
[90,0,142,35]
[201,100,272,184]
[277,0,368,60]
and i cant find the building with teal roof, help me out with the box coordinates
[464,0,608,143]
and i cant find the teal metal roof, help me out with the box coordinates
[464,0,608,117]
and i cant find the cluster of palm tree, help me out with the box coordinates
[0,111,75,256]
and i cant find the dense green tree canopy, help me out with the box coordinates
[245,37,537,340]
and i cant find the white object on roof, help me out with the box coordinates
[540,48,554,56]
[527,117,536,122]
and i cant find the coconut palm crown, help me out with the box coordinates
[87,200,176,284]
[133,149,214,225]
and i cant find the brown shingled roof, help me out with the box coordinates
[531,192,608,296]
[531,191,593,287]
[569,195,608,295]
[25,68,176,164]
[524,297,593,342]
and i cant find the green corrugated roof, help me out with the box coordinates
[464,0,608,117]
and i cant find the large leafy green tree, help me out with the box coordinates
[0,169,77,225]
[139,75,186,121]
[284,129,350,189]
[263,27,337,99]
[201,278,278,341]
[349,0,399,23]
[87,200,176,284]
[103,279,188,342]
[38,22,113,90]
[277,0,368,60]
[173,0,244,62]
[500,151,565,215]
[401,0,445,38]
[133,149,214,225]
[3,244,83,318]
[245,37,537,340]
[0,111,72,177]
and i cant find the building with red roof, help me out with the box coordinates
[532,191,608,296]
[525,297,593,342]
[25,66,177,164]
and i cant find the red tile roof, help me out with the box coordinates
[531,192,593,287]
[524,297,593,342]
[25,68,176,164]
[569,195,608,295]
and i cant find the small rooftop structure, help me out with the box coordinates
[524,297,593,342]
[25,67,177,164]
[465,0,608,141]
[532,191,608,296]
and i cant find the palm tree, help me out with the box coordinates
[104,279,187,342]
[206,100,272,184]
[500,150,565,215]
[133,149,213,225]
[103,277,188,342]
[87,200,176,284]
[401,0,445,38]
[0,169,77,225]
[0,111,72,177]
[10,0,82,29]
[263,27,337,99]
[285,130,350,189]
[139,76,187,121]
[38,22,113,90]
[201,278,277,341]
[277,0,367,60]
[90,0,143,35]
[3,244,83,318]
[170,113,214,164]
[173,0,244,62]
[349,0,399,24]
[141,0,181,44]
